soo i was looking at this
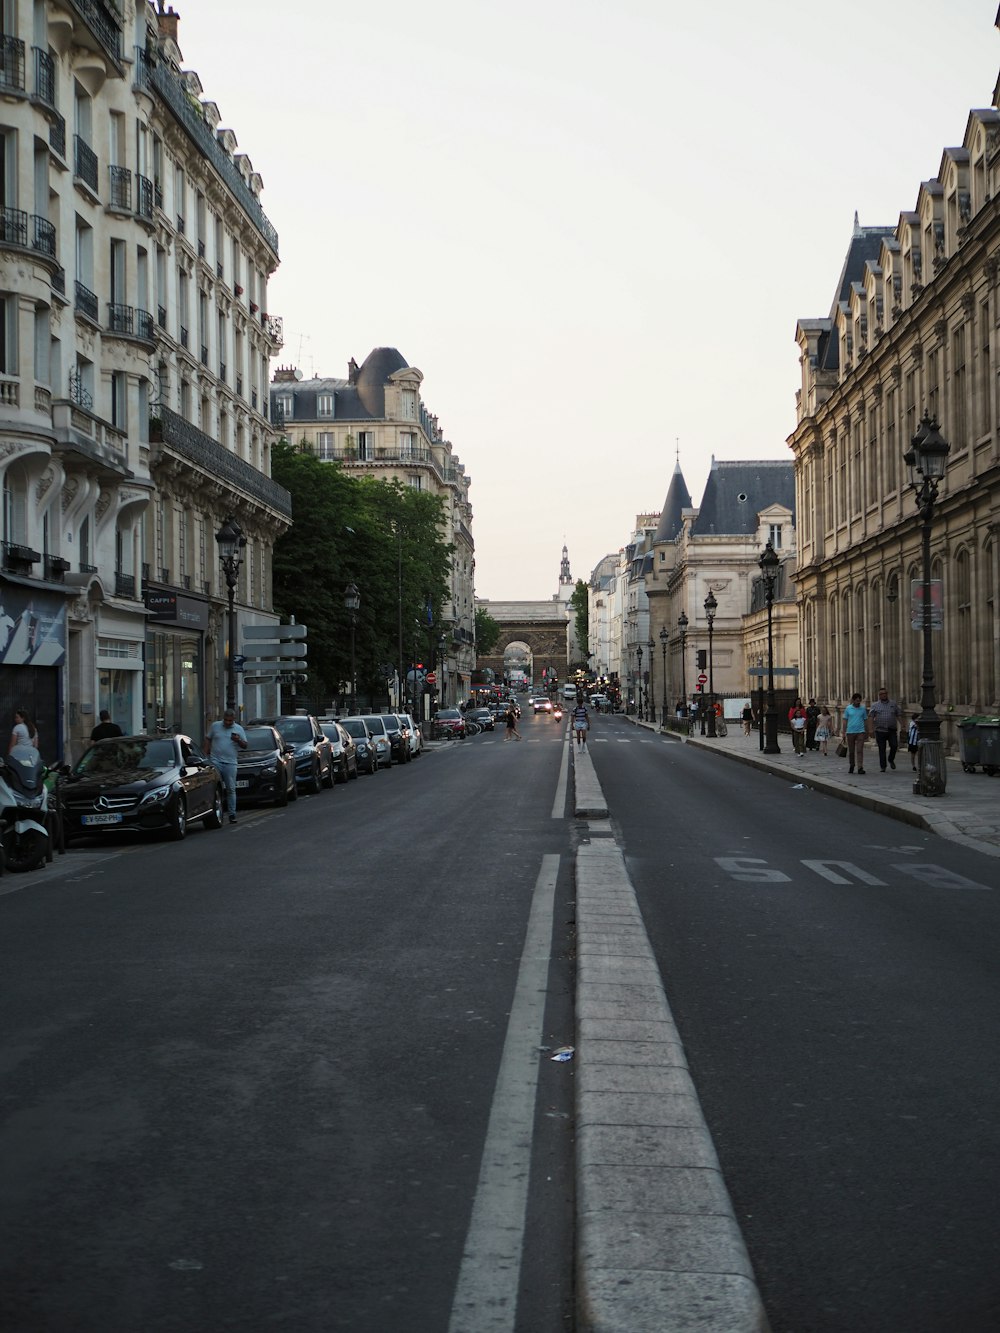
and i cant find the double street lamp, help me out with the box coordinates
[678,612,689,715]
[659,626,668,728]
[703,590,717,738]
[635,644,643,718]
[215,517,246,712]
[344,582,360,715]
[903,412,950,797]
[648,637,655,722]
[758,540,781,754]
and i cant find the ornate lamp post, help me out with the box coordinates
[759,540,781,754]
[677,612,689,716]
[703,590,717,737]
[903,412,950,797]
[647,637,655,722]
[344,582,360,715]
[215,517,246,712]
[437,632,447,707]
[635,645,643,718]
[659,627,668,729]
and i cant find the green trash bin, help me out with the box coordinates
[976,718,1000,775]
[958,717,986,772]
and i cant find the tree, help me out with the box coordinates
[569,579,589,662]
[474,606,501,657]
[270,442,453,707]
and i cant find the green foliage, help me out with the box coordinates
[474,606,501,656]
[569,579,589,655]
[271,442,453,706]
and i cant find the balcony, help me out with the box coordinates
[157,304,167,329]
[2,541,41,573]
[154,405,292,518]
[51,397,130,474]
[74,135,99,193]
[108,164,131,210]
[180,325,189,349]
[219,362,226,383]
[51,268,66,296]
[49,113,66,158]
[66,0,122,65]
[107,302,133,335]
[0,36,25,92]
[114,570,136,598]
[136,308,154,342]
[0,207,58,262]
[200,344,208,366]
[132,44,152,92]
[44,554,71,582]
[136,173,154,221]
[262,314,283,346]
[32,46,55,107]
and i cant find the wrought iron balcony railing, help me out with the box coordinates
[136,173,154,220]
[69,0,122,63]
[155,406,292,518]
[1,207,58,262]
[109,164,131,210]
[0,36,25,92]
[2,541,41,571]
[74,281,99,323]
[49,113,66,158]
[32,46,55,106]
[136,308,154,342]
[114,571,136,598]
[107,302,134,335]
[74,135,99,192]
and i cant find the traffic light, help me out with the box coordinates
[696,649,707,669]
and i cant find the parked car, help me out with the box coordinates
[320,720,359,783]
[61,735,224,842]
[254,715,334,793]
[236,725,298,806]
[380,714,412,764]
[467,707,495,731]
[434,707,466,738]
[339,717,381,774]
[396,712,423,758]
[358,715,396,768]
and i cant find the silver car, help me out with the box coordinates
[397,712,423,758]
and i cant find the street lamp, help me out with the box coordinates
[437,632,447,707]
[215,517,246,712]
[635,645,643,718]
[759,540,781,754]
[344,582,360,715]
[903,412,950,796]
[659,626,668,729]
[703,590,717,738]
[647,637,655,722]
[678,612,689,716]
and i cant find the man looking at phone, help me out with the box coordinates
[206,708,247,824]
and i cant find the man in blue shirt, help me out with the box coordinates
[206,709,247,823]
[842,693,869,775]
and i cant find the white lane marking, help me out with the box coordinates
[714,856,792,882]
[551,732,569,820]
[802,859,886,886]
[893,864,992,891]
[448,854,559,1333]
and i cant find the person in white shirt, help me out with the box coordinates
[205,709,248,823]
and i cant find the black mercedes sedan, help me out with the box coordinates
[60,735,225,842]
[236,725,298,806]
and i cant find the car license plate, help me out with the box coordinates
[236,780,250,789]
[82,813,123,826]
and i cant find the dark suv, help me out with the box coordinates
[254,715,334,793]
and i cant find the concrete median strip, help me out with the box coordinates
[574,825,769,1330]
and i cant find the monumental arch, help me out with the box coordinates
[476,600,570,684]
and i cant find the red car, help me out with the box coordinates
[435,708,466,738]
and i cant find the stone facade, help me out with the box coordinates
[789,73,1000,738]
[0,1,287,756]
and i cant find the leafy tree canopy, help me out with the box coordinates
[271,442,453,707]
[474,606,501,657]
[569,579,589,659]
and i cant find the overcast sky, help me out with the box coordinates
[176,0,1000,600]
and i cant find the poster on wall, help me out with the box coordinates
[0,584,67,665]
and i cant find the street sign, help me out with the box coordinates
[697,672,708,685]
[425,671,437,685]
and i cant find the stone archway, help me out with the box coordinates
[476,604,569,687]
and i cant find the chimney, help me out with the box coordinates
[348,357,359,385]
[272,365,298,383]
[156,3,180,44]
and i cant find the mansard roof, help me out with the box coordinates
[692,459,795,536]
[812,219,895,373]
[653,462,693,542]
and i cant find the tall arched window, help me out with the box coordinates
[954,548,972,705]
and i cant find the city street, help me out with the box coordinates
[0,718,575,1333]
[3,707,1000,1332]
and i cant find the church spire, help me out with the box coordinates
[559,543,572,586]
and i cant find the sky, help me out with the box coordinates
[174,0,1000,600]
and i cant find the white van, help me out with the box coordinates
[562,684,579,700]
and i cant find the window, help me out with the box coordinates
[400,431,417,456]
[952,325,966,449]
[402,390,417,419]
[407,474,422,490]
[0,295,16,375]
[277,393,293,420]
[317,394,333,417]
[357,430,374,460]
[110,370,126,428]
[316,432,334,461]
[769,524,782,549]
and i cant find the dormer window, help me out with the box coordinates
[769,524,782,549]
[317,394,334,417]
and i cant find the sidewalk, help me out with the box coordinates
[635,718,1000,858]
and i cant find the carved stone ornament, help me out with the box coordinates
[36,467,56,502]
[889,364,903,385]
[960,290,975,316]
[61,476,80,511]
[910,342,924,366]
[983,256,999,285]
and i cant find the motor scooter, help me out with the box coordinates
[553,706,564,722]
[0,743,51,873]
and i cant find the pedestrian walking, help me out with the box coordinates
[868,686,904,772]
[907,714,920,771]
[8,708,38,753]
[788,698,808,755]
[815,705,833,756]
[805,699,820,750]
[90,709,123,742]
[842,692,869,774]
[572,699,590,748]
[205,708,247,822]
[504,705,521,741]
[741,703,754,737]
